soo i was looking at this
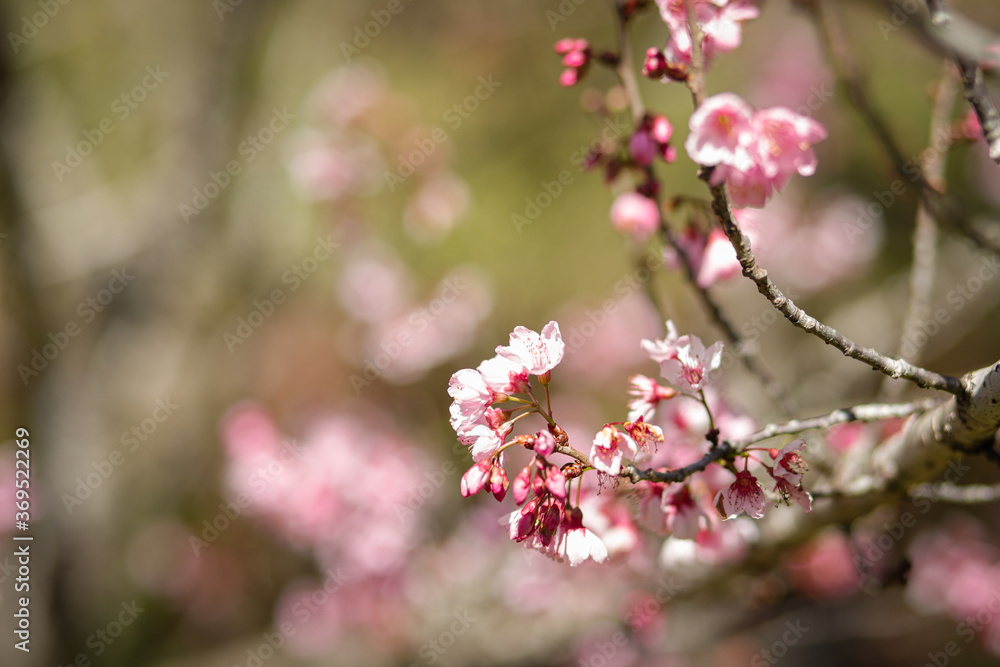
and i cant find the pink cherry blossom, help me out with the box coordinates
[447,368,494,432]
[659,334,724,391]
[752,107,828,186]
[456,417,510,461]
[772,476,812,511]
[610,192,660,241]
[640,320,681,362]
[496,321,565,376]
[627,374,677,421]
[709,163,774,208]
[625,417,665,455]
[662,485,709,539]
[670,225,742,288]
[771,438,808,485]
[687,93,827,207]
[714,470,766,519]
[590,426,639,476]
[656,0,759,65]
[477,354,530,394]
[560,507,610,566]
[685,93,756,170]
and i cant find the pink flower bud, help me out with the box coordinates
[511,498,540,541]
[490,465,509,502]
[642,48,668,79]
[460,459,492,497]
[629,129,656,166]
[532,468,547,496]
[559,68,579,87]
[610,192,660,242]
[563,50,587,68]
[650,115,673,145]
[513,465,532,505]
[554,38,575,54]
[535,430,556,457]
[545,466,568,499]
[538,498,564,546]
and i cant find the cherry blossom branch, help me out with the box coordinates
[881,65,957,399]
[729,398,942,449]
[879,0,1000,163]
[610,0,794,414]
[674,3,965,396]
[955,54,1000,164]
[814,0,1000,255]
[620,398,939,484]
[707,182,964,395]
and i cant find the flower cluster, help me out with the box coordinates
[655,0,760,67]
[713,439,813,520]
[685,92,828,207]
[449,319,814,566]
[448,322,612,566]
[505,446,608,566]
[554,38,592,87]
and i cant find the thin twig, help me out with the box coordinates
[609,0,794,414]
[881,64,957,399]
[708,182,964,395]
[955,55,1000,164]
[814,0,1000,255]
[731,398,941,448]
[621,398,939,483]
